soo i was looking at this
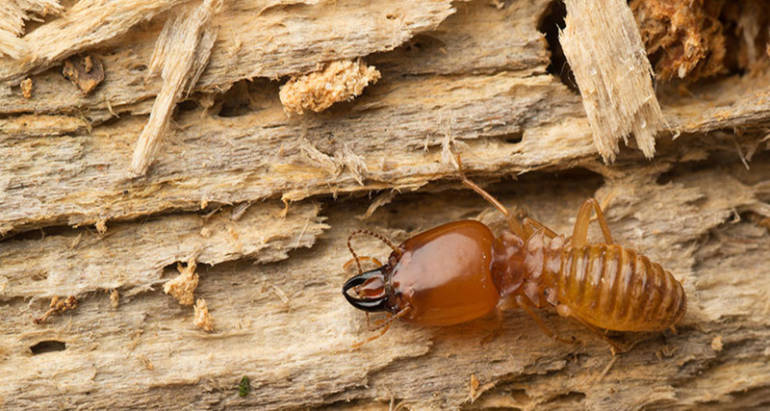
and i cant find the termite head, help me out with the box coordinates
[343,221,501,326]
[342,266,390,312]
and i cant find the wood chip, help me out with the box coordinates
[110,289,120,308]
[193,298,214,332]
[163,258,199,306]
[711,335,723,352]
[20,77,32,98]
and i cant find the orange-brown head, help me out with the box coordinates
[343,221,502,326]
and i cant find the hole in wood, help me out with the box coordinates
[30,340,66,355]
[550,390,586,405]
[501,131,523,144]
[537,0,577,92]
[216,79,277,118]
[177,100,199,113]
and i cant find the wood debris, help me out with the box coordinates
[560,0,664,162]
[0,0,188,82]
[2,0,770,409]
[61,55,104,95]
[138,354,155,370]
[631,0,726,80]
[110,289,120,308]
[129,0,221,176]
[20,77,32,98]
[95,218,107,235]
[279,59,381,114]
[631,0,770,81]
[469,374,480,402]
[711,335,723,351]
[163,258,199,306]
[33,296,78,324]
[193,298,214,332]
[468,373,494,403]
[0,0,63,59]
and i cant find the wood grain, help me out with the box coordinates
[1,0,769,409]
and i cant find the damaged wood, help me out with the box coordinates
[0,0,456,117]
[1,0,770,409]
[130,0,220,176]
[0,201,327,299]
[0,0,63,59]
[1,159,768,409]
[0,72,582,235]
[61,55,104,95]
[632,0,770,81]
[0,0,188,81]
[3,69,769,236]
[560,0,664,162]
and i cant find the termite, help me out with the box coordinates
[342,160,686,351]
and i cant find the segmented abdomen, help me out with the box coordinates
[555,244,686,332]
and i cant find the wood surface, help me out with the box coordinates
[1,0,769,409]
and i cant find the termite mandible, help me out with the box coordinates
[342,157,686,351]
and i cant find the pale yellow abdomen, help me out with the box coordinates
[555,245,686,332]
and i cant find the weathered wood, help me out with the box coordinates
[0,0,63,59]
[130,0,220,175]
[0,201,326,299]
[0,72,582,235]
[0,0,456,115]
[560,0,664,162]
[2,159,768,409]
[1,0,770,409]
[3,68,770,236]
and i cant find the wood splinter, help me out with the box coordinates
[559,0,665,163]
[129,0,221,176]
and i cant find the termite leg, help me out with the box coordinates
[556,304,627,355]
[480,308,505,346]
[516,296,576,345]
[455,154,526,238]
[571,198,614,248]
[669,325,678,335]
[351,306,412,349]
[522,217,558,238]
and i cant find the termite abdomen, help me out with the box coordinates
[555,245,686,332]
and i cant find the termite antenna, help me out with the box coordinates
[347,229,401,274]
[454,153,526,237]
